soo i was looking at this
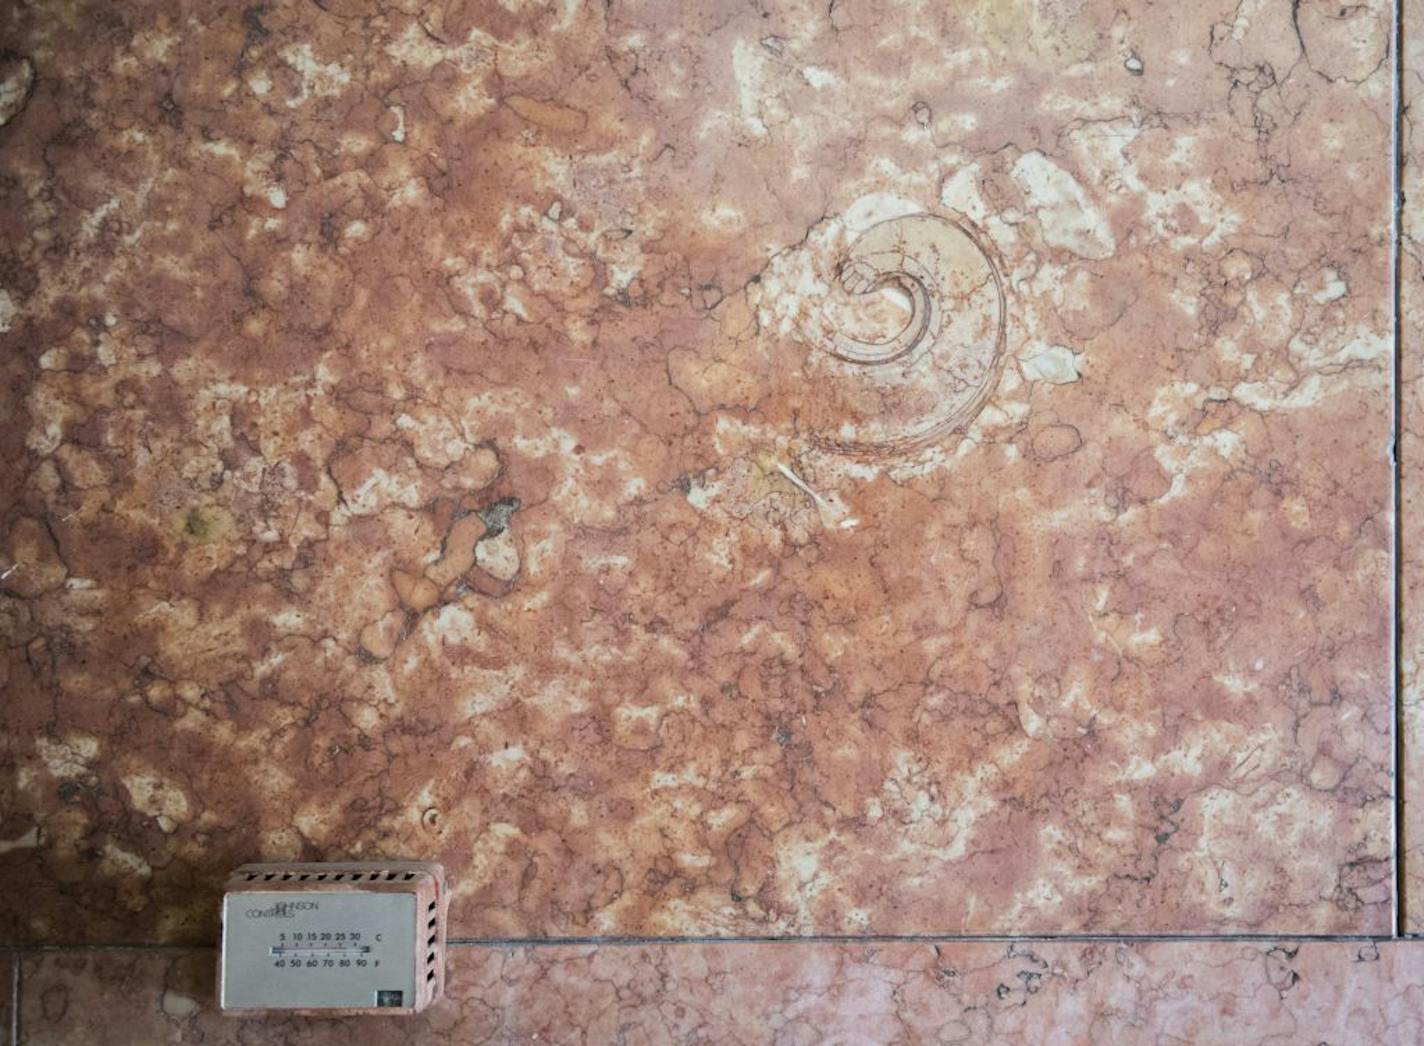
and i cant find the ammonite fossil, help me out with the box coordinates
[793,213,1007,457]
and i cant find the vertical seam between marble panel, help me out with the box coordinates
[1396,0,1408,939]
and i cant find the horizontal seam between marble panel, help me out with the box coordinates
[1,934,1402,954]
[443,933,1400,947]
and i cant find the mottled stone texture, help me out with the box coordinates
[8,942,1424,1045]
[0,953,12,1046]
[0,0,1397,946]
[1403,0,1424,934]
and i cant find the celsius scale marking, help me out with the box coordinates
[269,931,375,964]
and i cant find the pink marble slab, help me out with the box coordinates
[0,0,1398,946]
[0,953,12,1046]
[11,941,1424,1045]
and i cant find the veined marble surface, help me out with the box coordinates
[9,942,1424,1045]
[0,0,1401,956]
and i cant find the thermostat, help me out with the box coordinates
[218,860,449,1016]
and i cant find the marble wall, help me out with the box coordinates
[8,941,1424,1044]
[0,0,1420,1040]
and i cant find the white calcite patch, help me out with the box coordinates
[1010,151,1116,260]
[280,43,353,106]
[1019,343,1081,384]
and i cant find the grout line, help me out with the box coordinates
[1395,0,1409,940]
[0,944,204,954]
[444,933,1396,947]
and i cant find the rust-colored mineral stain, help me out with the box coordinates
[504,94,588,134]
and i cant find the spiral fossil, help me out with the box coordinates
[796,212,1007,457]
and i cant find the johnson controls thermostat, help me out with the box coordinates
[219,860,449,1016]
